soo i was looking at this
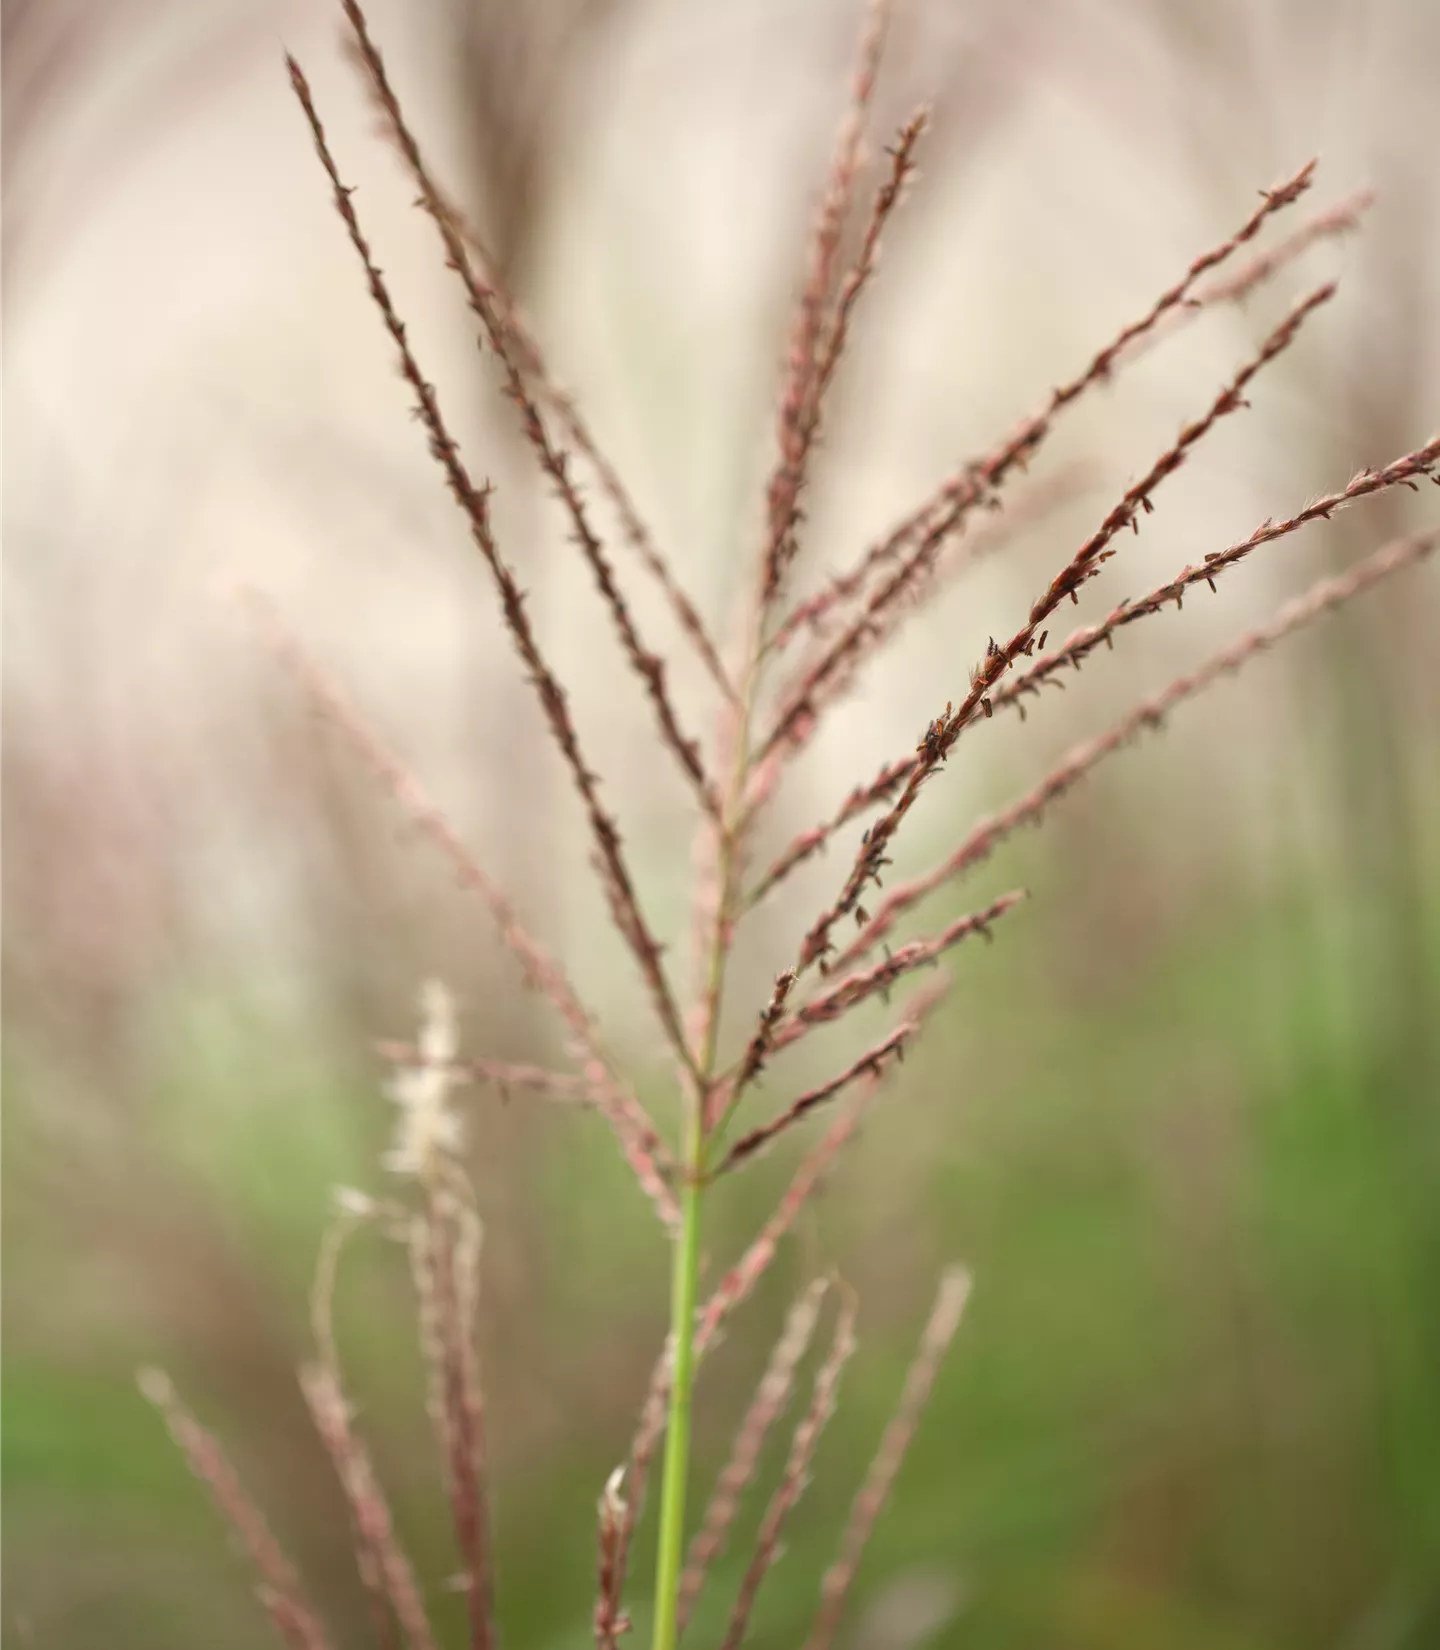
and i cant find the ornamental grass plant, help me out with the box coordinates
[140,4,1438,1649]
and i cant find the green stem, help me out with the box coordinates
[651,588,772,1650]
[650,1150,703,1650]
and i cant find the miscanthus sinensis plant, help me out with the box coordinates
[142,3,1439,1649]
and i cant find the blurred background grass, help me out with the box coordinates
[4,1,1439,1647]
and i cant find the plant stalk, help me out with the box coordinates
[650,1132,703,1650]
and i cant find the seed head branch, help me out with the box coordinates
[242,589,680,1227]
[992,440,1440,716]
[374,1044,594,1106]
[807,108,928,424]
[337,3,721,815]
[605,978,950,1622]
[835,529,1438,970]
[762,0,892,611]
[790,283,1335,978]
[287,57,698,1077]
[700,989,953,1360]
[302,1364,440,1650]
[804,1268,972,1650]
[758,466,1092,799]
[716,979,950,1174]
[410,1193,495,1650]
[138,1369,337,1650]
[676,1279,831,1633]
[719,1296,859,1650]
[768,159,1319,659]
[388,185,734,705]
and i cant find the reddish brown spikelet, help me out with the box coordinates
[695,978,952,1349]
[771,157,1320,662]
[138,1368,336,1650]
[337,2,720,816]
[677,1279,831,1633]
[745,756,917,907]
[242,590,680,1228]
[765,277,1332,778]
[835,529,1438,970]
[762,0,892,609]
[434,206,733,708]
[766,107,928,610]
[804,1268,972,1650]
[734,968,799,1094]
[287,55,698,1079]
[717,981,946,1174]
[349,34,732,703]
[993,438,1440,714]
[774,890,1026,1061]
[768,462,1090,710]
[719,1294,859,1650]
[791,284,1337,977]
[1170,189,1374,322]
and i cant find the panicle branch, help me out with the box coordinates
[242,589,679,1227]
[409,1189,495,1650]
[735,890,1025,1121]
[373,1044,593,1106]
[762,0,892,610]
[600,980,950,1636]
[790,283,1336,979]
[992,438,1440,717]
[755,466,1091,813]
[745,758,916,909]
[719,1295,860,1650]
[338,1,720,816]
[698,979,952,1326]
[804,109,929,431]
[804,1269,972,1650]
[767,158,1320,661]
[836,529,1439,970]
[287,53,696,1078]
[138,1368,336,1650]
[595,1467,632,1649]
[716,978,954,1174]
[431,207,733,707]
[302,1364,441,1650]
[677,1279,831,1633]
